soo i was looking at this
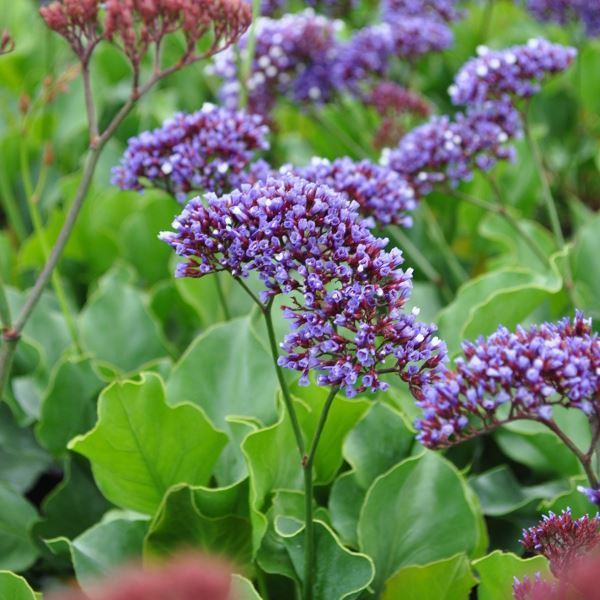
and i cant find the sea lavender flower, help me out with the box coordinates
[369,81,431,119]
[525,1,600,37]
[385,15,454,57]
[281,157,417,228]
[414,312,600,448]
[449,38,577,107]
[112,104,270,202]
[47,553,232,600]
[521,509,600,577]
[382,98,520,194]
[381,0,463,23]
[211,10,341,115]
[578,486,600,506]
[160,174,446,396]
[513,574,559,600]
[258,0,355,17]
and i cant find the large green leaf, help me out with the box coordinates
[69,373,228,514]
[79,267,170,372]
[473,551,551,600]
[382,554,477,600]
[0,571,38,600]
[280,519,374,600]
[0,483,38,571]
[48,515,148,591]
[0,404,52,493]
[36,356,105,455]
[166,317,279,430]
[144,482,253,568]
[328,471,365,548]
[357,452,481,593]
[571,212,600,318]
[232,574,263,599]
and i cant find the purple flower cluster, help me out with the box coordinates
[112,104,270,202]
[382,98,520,193]
[381,0,463,23]
[449,38,577,107]
[520,509,600,577]
[526,0,600,38]
[211,10,340,115]
[414,312,600,448]
[281,157,418,228]
[258,0,355,18]
[160,174,446,396]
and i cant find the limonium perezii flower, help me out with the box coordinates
[414,312,600,448]
[449,38,577,107]
[160,174,446,396]
[382,98,520,193]
[521,509,600,577]
[112,104,270,202]
[526,0,600,38]
[41,0,251,66]
[512,574,559,600]
[381,0,463,23]
[281,157,418,228]
[211,10,340,115]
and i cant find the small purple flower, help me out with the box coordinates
[449,38,577,107]
[382,98,520,194]
[160,174,446,396]
[282,157,418,228]
[112,104,270,202]
[520,509,600,577]
[414,312,600,448]
[381,0,463,23]
[211,10,341,115]
[386,15,454,58]
[578,485,600,506]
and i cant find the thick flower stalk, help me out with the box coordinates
[382,98,520,194]
[112,104,270,201]
[520,509,600,578]
[281,157,418,228]
[160,174,446,396]
[415,312,600,448]
[449,38,577,107]
[211,10,340,115]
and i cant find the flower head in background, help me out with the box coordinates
[48,553,232,600]
[282,157,418,228]
[578,486,600,507]
[382,98,520,194]
[521,509,600,577]
[211,10,341,115]
[160,174,446,396]
[526,0,600,38]
[512,574,559,600]
[112,104,270,202]
[414,312,600,448]
[449,38,577,107]
[41,0,252,69]
[381,0,463,23]
[385,15,453,58]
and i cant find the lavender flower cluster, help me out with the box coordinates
[281,157,418,228]
[520,509,600,577]
[414,312,600,448]
[211,10,341,115]
[382,38,575,193]
[160,175,446,396]
[111,104,270,202]
[381,0,463,23]
[449,38,577,107]
[525,0,600,38]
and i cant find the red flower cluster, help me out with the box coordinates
[48,554,233,600]
[41,0,251,68]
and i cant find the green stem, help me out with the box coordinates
[0,164,27,243]
[421,203,468,288]
[387,225,452,303]
[213,274,231,321]
[523,115,577,305]
[0,274,10,331]
[479,0,495,44]
[239,0,261,109]
[302,385,338,600]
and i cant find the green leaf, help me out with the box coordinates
[328,471,364,548]
[232,574,262,600]
[0,571,38,599]
[69,373,228,514]
[0,483,38,571]
[382,554,477,600]
[280,520,374,600]
[343,403,414,490]
[571,213,600,318]
[144,482,253,568]
[473,551,551,600]
[36,356,105,455]
[79,266,170,372]
[167,317,279,430]
[49,515,148,591]
[358,452,481,593]
[437,267,562,355]
[0,404,52,493]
